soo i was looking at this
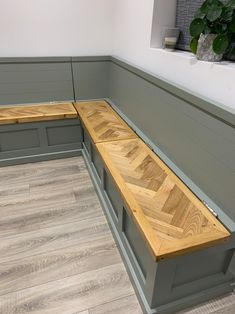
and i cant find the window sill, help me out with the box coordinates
[150,48,235,69]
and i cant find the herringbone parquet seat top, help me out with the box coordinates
[0,102,77,125]
[96,139,230,260]
[74,101,137,143]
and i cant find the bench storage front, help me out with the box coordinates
[75,101,235,314]
[0,103,83,166]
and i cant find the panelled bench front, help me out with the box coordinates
[0,102,83,166]
[74,100,235,314]
[0,99,234,314]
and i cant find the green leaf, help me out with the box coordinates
[194,8,206,19]
[214,23,227,33]
[201,0,212,13]
[221,7,233,21]
[213,34,229,54]
[229,16,235,32]
[190,18,205,37]
[201,0,223,14]
[206,3,223,22]
[226,0,235,9]
[190,38,198,54]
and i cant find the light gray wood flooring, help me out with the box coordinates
[0,157,141,314]
[0,157,234,314]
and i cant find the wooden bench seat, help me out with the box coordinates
[0,102,82,166]
[96,139,230,260]
[74,101,137,143]
[0,102,77,125]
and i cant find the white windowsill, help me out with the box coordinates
[150,48,235,69]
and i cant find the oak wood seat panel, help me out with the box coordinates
[74,101,137,143]
[96,139,230,261]
[0,102,78,125]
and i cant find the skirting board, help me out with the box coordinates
[0,149,82,167]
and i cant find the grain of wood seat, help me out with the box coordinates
[0,103,78,125]
[96,139,230,261]
[74,101,137,143]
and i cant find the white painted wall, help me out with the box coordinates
[151,0,177,48]
[0,0,234,111]
[0,0,113,57]
[112,0,235,112]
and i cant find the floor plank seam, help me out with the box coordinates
[0,260,123,299]
[0,233,114,268]
[0,213,107,241]
[87,292,137,313]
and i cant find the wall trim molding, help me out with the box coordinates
[0,55,233,126]
[110,56,235,127]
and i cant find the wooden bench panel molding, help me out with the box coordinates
[0,102,77,125]
[74,101,137,143]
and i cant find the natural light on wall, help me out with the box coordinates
[150,0,177,48]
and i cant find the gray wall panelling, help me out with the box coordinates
[0,119,82,166]
[0,57,74,105]
[82,129,235,314]
[72,57,110,100]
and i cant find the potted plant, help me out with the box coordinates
[190,0,235,61]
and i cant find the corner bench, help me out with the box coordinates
[74,100,234,314]
[0,102,82,166]
[0,100,234,314]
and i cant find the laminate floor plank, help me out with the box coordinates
[0,158,87,185]
[0,189,76,212]
[0,183,102,238]
[0,184,29,197]
[179,292,235,314]
[29,173,87,193]
[0,202,102,239]
[0,263,134,314]
[0,236,120,296]
[89,294,143,314]
[0,216,109,263]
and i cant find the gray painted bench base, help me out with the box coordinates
[0,55,234,313]
[82,124,235,314]
[0,119,82,167]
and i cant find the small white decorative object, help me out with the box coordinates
[163,28,180,50]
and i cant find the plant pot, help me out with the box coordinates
[196,34,223,62]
